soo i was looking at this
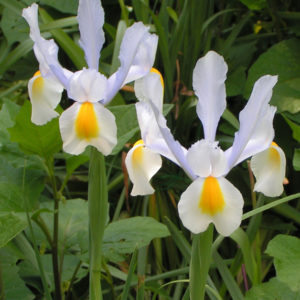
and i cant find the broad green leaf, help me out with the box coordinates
[266,234,300,291]
[239,0,266,10]
[244,39,300,114]
[283,115,300,142]
[1,7,28,45]
[245,278,300,300]
[103,217,170,262]
[0,247,35,300]
[0,213,27,248]
[226,66,246,97]
[293,148,300,171]
[9,101,62,158]
[23,0,79,14]
[65,153,89,176]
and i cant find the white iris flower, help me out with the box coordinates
[22,0,158,155]
[126,51,282,236]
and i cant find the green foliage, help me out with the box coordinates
[266,235,300,291]
[103,216,170,262]
[9,101,62,159]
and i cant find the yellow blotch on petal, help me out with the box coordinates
[132,139,144,165]
[269,142,280,167]
[199,176,225,216]
[75,102,99,140]
[150,68,164,90]
[32,70,44,96]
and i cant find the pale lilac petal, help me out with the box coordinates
[186,140,227,178]
[68,69,107,102]
[134,71,163,112]
[250,143,286,197]
[22,4,70,88]
[125,142,162,196]
[193,51,227,142]
[226,75,278,169]
[77,0,105,70]
[104,22,158,104]
[136,102,179,165]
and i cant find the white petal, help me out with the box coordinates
[125,142,162,196]
[212,177,244,236]
[193,51,227,142]
[250,143,286,197]
[77,0,105,70]
[178,177,243,236]
[104,22,158,104]
[136,102,179,165]
[134,71,163,112]
[22,4,70,88]
[28,72,63,125]
[226,75,278,169]
[68,69,107,102]
[59,102,117,155]
[186,140,227,178]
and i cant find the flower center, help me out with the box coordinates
[132,139,144,164]
[75,102,99,140]
[32,70,44,96]
[199,176,225,216]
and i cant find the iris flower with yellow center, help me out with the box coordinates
[126,51,285,236]
[22,0,158,155]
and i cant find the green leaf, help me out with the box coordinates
[244,39,300,114]
[293,148,300,171]
[8,101,62,159]
[0,213,27,248]
[0,247,35,300]
[65,153,89,176]
[28,0,79,14]
[266,234,300,291]
[102,217,170,262]
[245,278,300,300]
[282,115,300,142]
[238,0,267,10]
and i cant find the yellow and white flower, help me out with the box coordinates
[22,0,158,155]
[128,51,280,236]
[250,142,286,196]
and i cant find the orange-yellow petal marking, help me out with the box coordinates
[75,102,99,140]
[269,142,280,167]
[150,68,164,89]
[32,70,44,96]
[199,176,225,216]
[132,139,144,164]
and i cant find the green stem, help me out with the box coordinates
[88,148,108,300]
[47,160,62,300]
[190,224,214,300]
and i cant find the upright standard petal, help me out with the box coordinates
[193,51,227,142]
[68,69,107,102]
[134,70,163,112]
[125,140,162,196]
[59,102,117,155]
[178,176,243,236]
[77,0,105,70]
[28,71,63,125]
[104,22,158,104]
[22,4,70,87]
[250,142,286,197]
[226,75,278,169]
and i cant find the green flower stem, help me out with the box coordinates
[88,148,108,300]
[190,224,214,300]
[47,160,62,300]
